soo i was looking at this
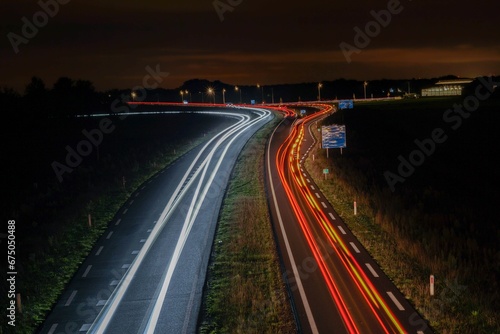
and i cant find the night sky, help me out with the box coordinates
[1,0,499,92]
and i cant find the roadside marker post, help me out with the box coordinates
[354,201,357,215]
[430,275,435,296]
[323,168,329,180]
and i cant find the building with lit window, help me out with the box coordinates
[421,78,473,97]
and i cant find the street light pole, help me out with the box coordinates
[222,88,226,104]
[318,83,322,101]
[364,81,368,99]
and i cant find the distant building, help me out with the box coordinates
[421,78,473,97]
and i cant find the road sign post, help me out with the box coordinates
[430,275,435,296]
[354,201,357,215]
[323,168,329,180]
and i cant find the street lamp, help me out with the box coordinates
[207,87,215,104]
[185,90,191,102]
[180,90,184,102]
[131,91,137,102]
[364,81,368,99]
[235,86,242,103]
[318,83,323,101]
[257,84,264,104]
[222,88,226,104]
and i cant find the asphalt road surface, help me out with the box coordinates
[37,107,272,334]
[265,104,433,334]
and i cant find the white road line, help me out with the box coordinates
[115,219,121,226]
[310,185,315,190]
[88,109,269,334]
[350,242,360,253]
[96,300,106,307]
[95,246,103,256]
[365,263,379,277]
[315,193,321,198]
[306,179,311,183]
[147,229,152,233]
[131,250,139,255]
[48,324,58,334]
[140,239,146,243]
[106,231,113,239]
[129,200,134,205]
[135,192,140,197]
[141,186,145,190]
[321,202,327,208]
[82,265,92,278]
[123,208,128,214]
[121,264,130,269]
[110,280,119,286]
[80,324,91,332]
[266,122,319,334]
[328,212,336,220]
[387,291,405,311]
[65,290,77,306]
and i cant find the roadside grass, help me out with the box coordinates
[2,115,229,334]
[304,99,500,333]
[199,114,296,334]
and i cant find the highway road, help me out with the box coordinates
[265,104,432,333]
[37,107,272,334]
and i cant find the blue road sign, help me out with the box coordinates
[339,100,354,110]
[322,125,346,148]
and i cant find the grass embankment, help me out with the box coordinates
[304,98,500,333]
[199,114,296,333]
[1,114,231,334]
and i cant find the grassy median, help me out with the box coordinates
[199,113,296,334]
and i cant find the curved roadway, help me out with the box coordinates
[265,105,432,334]
[37,107,272,334]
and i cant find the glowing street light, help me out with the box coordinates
[131,91,137,102]
[318,83,323,101]
[235,86,242,103]
[222,88,226,104]
[364,81,368,99]
[257,83,264,104]
[207,87,215,104]
[180,90,184,102]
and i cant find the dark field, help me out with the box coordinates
[318,96,500,332]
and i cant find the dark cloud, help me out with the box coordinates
[1,0,498,91]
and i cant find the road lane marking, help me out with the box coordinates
[96,300,106,307]
[115,218,121,226]
[65,290,77,306]
[80,324,91,332]
[387,291,405,311]
[121,264,130,269]
[106,231,113,239]
[95,246,103,256]
[88,110,268,334]
[110,280,119,286]
[365,263,379,277]
[135,192,140,197]
[147,229,152,232]
[131,250,139,255]
[266,120,319,334]
[321,202,327,208]
[129,200,134,205]
[82,265,92,278]
[48,324,58,334]
[311,185,315,190]
[350,242,360,253]
[315,193,320,198]
[328,212,336,220]
[140,239,146,243]
[123,208,128,214]
[337,226,346,234]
